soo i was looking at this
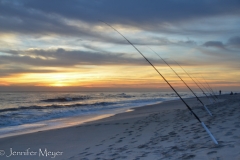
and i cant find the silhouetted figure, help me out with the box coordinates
[219,90,221,95]
[230,91,233,95]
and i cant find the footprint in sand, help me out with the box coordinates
[207,151,217,155]
[224,132,233,136]
[180,154,196,159]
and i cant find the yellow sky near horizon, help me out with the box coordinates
[1,64,240,91]
[1,2,240,92]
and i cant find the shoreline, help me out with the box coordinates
[0,97,179,139]
[0,95,219,139]
[0,94,239,159]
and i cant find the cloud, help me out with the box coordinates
[23,0,240,24]
[0,0,240,37]
[0,68,57,77]
[202,37,240,51]
[0,48,150,67]
[228,36,240,48]
[197,46,240,68]
[203,41,225,49]
[1,0,240,90]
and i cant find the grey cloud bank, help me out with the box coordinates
[0,0,240,35]
[0,0,240,89]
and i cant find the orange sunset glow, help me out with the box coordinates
[0,0,240,92]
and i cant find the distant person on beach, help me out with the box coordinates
[230,91,233,95]
[219,90,221,95]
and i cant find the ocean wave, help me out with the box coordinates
[105,93,135,98]
[0,101,117,113]
[41,95,91,102]
[0,101,122,128]
[0,91,194,129]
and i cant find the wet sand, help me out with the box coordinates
[0,94,239,160]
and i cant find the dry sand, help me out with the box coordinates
[0,94,240,160]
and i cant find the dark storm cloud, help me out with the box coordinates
[0,0,240,36]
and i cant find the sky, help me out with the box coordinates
[0,0,240,92]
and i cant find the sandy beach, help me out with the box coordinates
[0,94,239,160]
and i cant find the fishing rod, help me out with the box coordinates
[101,21,218,144]
[201,75,219,100]
[190,74,218,102]
[195,78,218,102]
[148,47,212,116]
[173,61,216,104]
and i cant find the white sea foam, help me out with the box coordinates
[0,91,201,137]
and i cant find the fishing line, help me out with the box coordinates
[173,60,215,103]
[195,78,218,102]
[101,21,218,144]
[201,75,219,100]
[148,47,212,116]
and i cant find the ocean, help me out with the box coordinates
[0,91,199,138]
